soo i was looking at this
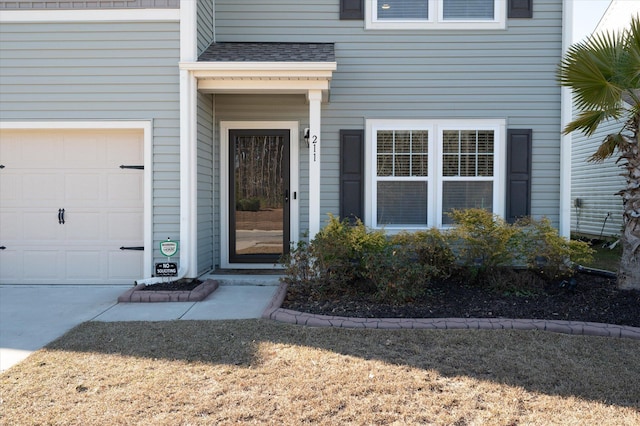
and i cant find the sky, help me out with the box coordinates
[572,0,612,41]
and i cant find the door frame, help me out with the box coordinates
[220,121,299,269]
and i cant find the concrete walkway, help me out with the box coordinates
[0,275,280,372]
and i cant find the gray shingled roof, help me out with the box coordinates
[198,42,335,62]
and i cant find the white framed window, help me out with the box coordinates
[366,119,505,230]
[366,0,506,30]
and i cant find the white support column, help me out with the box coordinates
[308,90,322,238]
[179,1,198,277]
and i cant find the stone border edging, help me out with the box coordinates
[262,282,640,340]
[117,279,219,303]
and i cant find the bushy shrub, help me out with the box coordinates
[513,217,594,280]
[282,214,387,296]
[236,197,261,212]
[363,229,456,303]
[282,210,594,303]
[447,208,519,270]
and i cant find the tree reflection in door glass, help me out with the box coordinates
[234,135,284,256]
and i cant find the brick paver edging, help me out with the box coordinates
[118,279,219,303]
[262,282,640,340]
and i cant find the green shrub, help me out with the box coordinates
[513,217,594,280]
[361,229,456,303]
[447,208,519,270]
[282,214,387,296]
[281,210,594,303]
[236,197,261,212]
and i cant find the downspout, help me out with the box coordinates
[136,1,198,285]
[559,0,574,238]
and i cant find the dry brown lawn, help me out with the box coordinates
[1,320,639,425]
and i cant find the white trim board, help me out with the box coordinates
[0,120,154,278]
[219,121,300,270]
[0,9,180,22]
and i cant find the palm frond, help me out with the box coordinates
[588,133,624,162]
[563,109,622,136]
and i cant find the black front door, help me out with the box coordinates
[229,129,290,264]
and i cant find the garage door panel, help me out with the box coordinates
[66,251,102,280]
[3,132,64,167]
[22,211,61,240]
[65,174,102,205]
[0,250,20,282]
[0,210,21,240]
[109,251,143,279]
[0,128,145,285]
[23,174,60,205]
[23,251,61,280]
[108,174,143,207]
[63,135,104,169]
[108,212,143,241]
[0,173,20,206]
[106,134,144,166]
[65,212,102,240]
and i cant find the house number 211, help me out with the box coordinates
[312,135,318,162]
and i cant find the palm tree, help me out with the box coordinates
[558,15,640,289]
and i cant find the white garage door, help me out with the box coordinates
[0,129,144,284]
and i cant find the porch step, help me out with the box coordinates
[201,273,283,286]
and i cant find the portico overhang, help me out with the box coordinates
[179,42,336,100]
[178,43,336,273]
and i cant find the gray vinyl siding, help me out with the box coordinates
[197,0,214,55]
[0,20,181,269]
[197,92,215,273]
[214,0,564,227]
[571,122,625,240]
[0,0,179,9]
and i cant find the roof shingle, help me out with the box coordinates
[198,42,335,63]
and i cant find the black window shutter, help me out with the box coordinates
[506,129,532,223]
[340,129,365,223]
[340,0,364,20]
[508,0,533,18]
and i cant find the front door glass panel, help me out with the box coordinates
[229,130,290,263]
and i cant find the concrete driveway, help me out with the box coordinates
[0,285,126,372]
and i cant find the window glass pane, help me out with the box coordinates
[377,131,394,153]
[395,155,411,176]
[442,181,493,224]
[412,130,429,153]
[378,0,428,20]
[395,131,411,153]
[477,130,494,152]
[477,154,493,176]
[443,154,459,176]
[377,154,393,176]
[443,0,494,20]
[377,129,429,177]
[443,131,459,153]
[378,181,428,225]
[413,154,429,176]
[460,131,477,153]
[459,154,476,177]
[441,129,494,177]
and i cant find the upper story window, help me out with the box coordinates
[367,0,506,30]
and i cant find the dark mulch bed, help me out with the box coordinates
[282,271,640,328]
[141,278,202,292]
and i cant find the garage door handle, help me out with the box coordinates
[120,246,144,251]
[57,208,65,224]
